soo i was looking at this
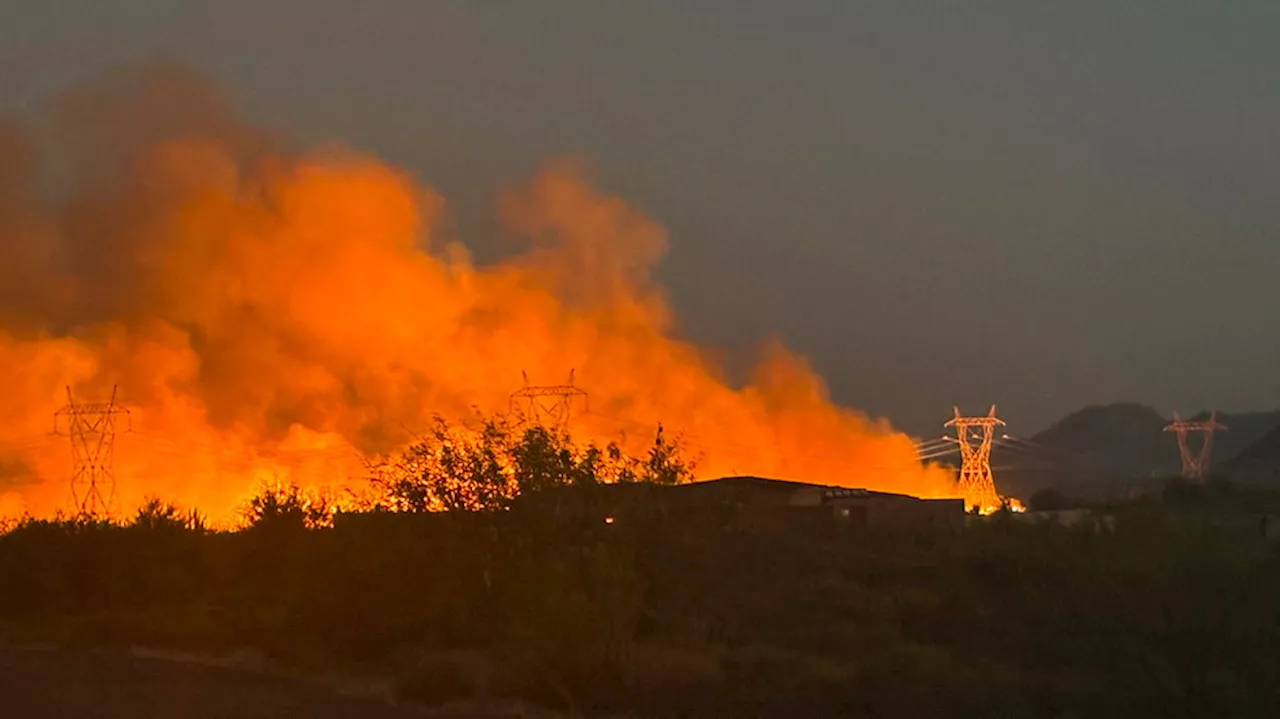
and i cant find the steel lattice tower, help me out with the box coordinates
[945,405,1005,512]
[510,370,589,432]
[54,386,129,518]
[1164,411,1226,483]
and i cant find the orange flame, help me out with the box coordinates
[0,65,956,522]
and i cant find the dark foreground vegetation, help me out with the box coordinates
[2,421,1279,717]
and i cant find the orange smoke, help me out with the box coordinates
[0,64,956,522]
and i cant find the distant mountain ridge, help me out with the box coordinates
[1189,410,1280,464]
[1226,425,1280,483]
[990,403,1280,500]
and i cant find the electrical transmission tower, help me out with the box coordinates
[944,405,1005,512]
[1164,411,1226,482]
[54,386,130,518]
[510,370,588,432]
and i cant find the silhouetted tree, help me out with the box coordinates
[131,496,205,532]
[641,424,693,485]
[367,413,693,512]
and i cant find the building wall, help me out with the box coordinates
[615,477,967,534]
[828,497,964,532]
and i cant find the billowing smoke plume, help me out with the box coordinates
[0,63,955,521]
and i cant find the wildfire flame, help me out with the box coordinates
[975,497,1026,516]
[0,64,957,522]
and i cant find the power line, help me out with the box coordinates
[580,409,937,474]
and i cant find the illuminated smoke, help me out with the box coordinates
[0,63,956,521]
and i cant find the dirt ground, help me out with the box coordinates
[0,648,429,718]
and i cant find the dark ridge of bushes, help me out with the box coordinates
[3,425,1280,717]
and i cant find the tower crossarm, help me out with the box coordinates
[510,370,589,430]
[944,404,1006,429]
[510,385,588,400]
[57,402,129,416]
[1163,420,1227,433]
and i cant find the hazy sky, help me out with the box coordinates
[3,1,1278,436]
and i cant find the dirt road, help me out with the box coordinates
[0,648,425,718]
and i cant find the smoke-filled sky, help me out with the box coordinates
[3,0,1279,438]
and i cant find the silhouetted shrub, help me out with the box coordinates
[241,481,334,531]
[131,497,206,533]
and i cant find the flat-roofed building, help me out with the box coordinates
[657,476,965,533]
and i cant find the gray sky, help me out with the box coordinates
[3,0,1278,436]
